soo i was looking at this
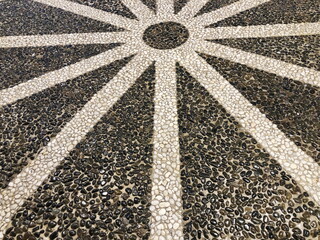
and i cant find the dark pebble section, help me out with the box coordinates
[195,0,239,17]
[176,63,320,240]
[199,53,320,163]
[141,0,156,13]
[0,0,123,36]
[0,54,132,189]
[211,35,320,71]
[174,0,189,14]
[4,63,155,240]
[208,0,320,28]
[69,0,137,19]
[0,44,120,90]
[143,22,189,50]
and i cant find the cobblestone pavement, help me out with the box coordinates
[0,0,319,239]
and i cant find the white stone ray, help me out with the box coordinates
[150,55,183,240]
[203,22,320,39]
[121,0,155,22]
[178,51,320,205]
[192,0,271,27]
[176,0,208,19]
[0,54,153,236]
[0,44,135,108]
[33,0,136,30]
[0,32,131,48]
[197,41,320,87]
[157,0,175,20]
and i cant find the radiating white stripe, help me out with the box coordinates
[0,54,153,235]
[176,0,208,19]
[178,50,320,206]
[197,41,320,87]
[150,55,183,239]
[0,32,130,48]
[33,0,136,30]
[192,0,271,27]
[157,0,175,20]
[121,0,155,21]
[0,45,135,107]
[203,22,320,39]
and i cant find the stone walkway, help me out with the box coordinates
[0,0,319,239]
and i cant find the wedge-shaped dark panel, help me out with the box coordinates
[141,0,156,13]
[176,64,320,239]
[174,0,189,14]
[0,56,132,189]
[195,0,239,17]
[0,44,121,90]
[211,35,320,71]
[209,0,320,27]
[70,0,137,19]
[199,53,320,163]
[0,0,123,36]
[4,63,155,240]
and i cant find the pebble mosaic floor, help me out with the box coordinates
[0,0,319,239]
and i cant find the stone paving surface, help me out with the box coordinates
[0,0,319,239]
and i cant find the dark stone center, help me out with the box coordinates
[143,22,189,50]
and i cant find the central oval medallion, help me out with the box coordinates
[143,22,189,50]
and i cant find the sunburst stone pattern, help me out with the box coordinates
[0,0,319,239]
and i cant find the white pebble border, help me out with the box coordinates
[157,0,175,20]
[150,56,183,240]
[0,32,130,48]
[203,22,320,39]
